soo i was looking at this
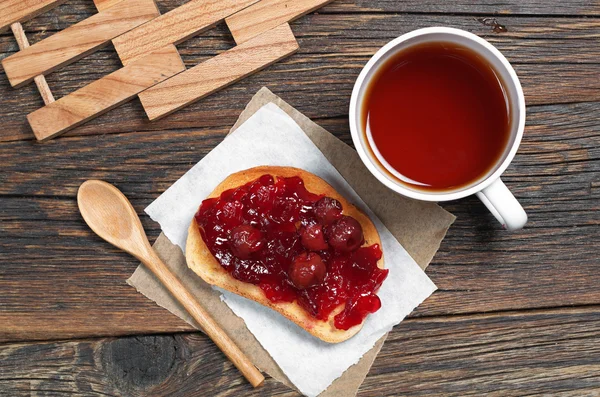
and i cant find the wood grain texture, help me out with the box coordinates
[93,0,126,11]
[111,0,260,65]
[323,0,600,15]
[1,0,159,88]
[0,98,597,340]
[140,23,299,120]
[9,23,55,106]
[0,0,66,33]
[92,0,185,118]
[0,0,596,33]
[226,0,335,44]
[1,307,600,396]
[2,13,599,142]
[27,46,184,141]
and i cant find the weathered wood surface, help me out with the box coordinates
[1,12,600,141]
[0,0,599,395]
[1,99,598,340]
[2,307,600,396]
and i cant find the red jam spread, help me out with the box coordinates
[195,174,389,330]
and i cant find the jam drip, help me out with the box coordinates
[195,174,389,330]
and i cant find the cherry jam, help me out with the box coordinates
[195,174,388,330]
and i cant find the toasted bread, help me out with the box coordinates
[186,166,383,343]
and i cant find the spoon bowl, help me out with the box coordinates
[78,180,150,259]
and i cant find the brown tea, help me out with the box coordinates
[362,42,511,192]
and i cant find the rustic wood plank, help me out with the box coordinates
[3,0,598,30]
[1,307,600,395]
[111,0,260,65]
[2,59,597,143]
[0,95,597,340]
[0,99,596,196]
[93,0,126,11]
[1,0,160,88]
[27,46,185,141]
[140,23,299,120]
[225,0,334,44]
[0,197,596,341]
[11,12,600,57]
[290,14,600,61]
[93,0,185,121]
[367,307,600,396]
[0,334,288,396]
[325,0,600,16]
[1,14,599,142]
[0,0,67,34]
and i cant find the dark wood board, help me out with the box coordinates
[0,0,599,395]
[0,98,599,340]
[2,307,600,396]
[1,14,600,142]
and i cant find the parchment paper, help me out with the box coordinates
[142,102,436,396]
[128,87,455,396]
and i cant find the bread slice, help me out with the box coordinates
[186,166,384,343]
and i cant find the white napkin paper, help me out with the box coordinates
[145,103,437,396]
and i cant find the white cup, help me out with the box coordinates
[349,27,528,231]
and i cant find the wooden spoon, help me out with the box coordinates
[77,180,264,387]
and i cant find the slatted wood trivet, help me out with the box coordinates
[0,0,334,141]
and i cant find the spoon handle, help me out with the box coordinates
[141,249,265,387]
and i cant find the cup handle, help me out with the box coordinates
[475,178,527,231]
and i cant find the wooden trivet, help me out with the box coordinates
[0,0,334,141]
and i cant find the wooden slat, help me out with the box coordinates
[140,24,298,120]
[1,62,599,143]
[139,23,299,120]
[92,0,185,117]
[226,0,334,44]
[9,23,55,106]
[1,0,160,88]
[27,46,185,141]
[370,308,600,396]
[93,0,126,11]
[10,11,600,53]
[111,0,261,65]
[1,61,598,142]
[0,0,67,33]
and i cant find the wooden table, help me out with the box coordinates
[1,1,599,395]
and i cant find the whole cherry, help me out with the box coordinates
[327,216,364,253]
[300,224,328,251]
[289,252,327,289]
[228,224,264,259]
[313,197,343,225]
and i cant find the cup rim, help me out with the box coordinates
[349,26,526,202]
